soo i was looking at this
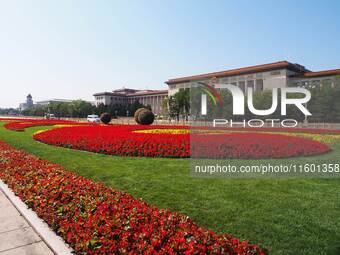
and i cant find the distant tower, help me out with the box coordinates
[26,94,33,108]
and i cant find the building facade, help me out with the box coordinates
[93,61,340,116]
[19,94,34,111]
[165,61,340,95]
[93,88,168,115]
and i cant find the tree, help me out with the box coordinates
[161,98,169,114]
[127,100,147,116]
[164,96,180,119]
[96,103,108,115]
[174,88,190,119]
[0,108,20,115]
[163,89,190,120]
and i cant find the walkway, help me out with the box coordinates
[0,189,54,255]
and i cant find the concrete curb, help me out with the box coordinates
[0,180,73,255]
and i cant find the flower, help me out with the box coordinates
[3,119,89,131]
[33,125,330,159]
[0,141,267,255]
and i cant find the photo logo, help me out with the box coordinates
[200,83,311,116]
[198,82,223,115]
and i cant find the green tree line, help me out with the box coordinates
[0,108,20,115]
[21,100,150,118]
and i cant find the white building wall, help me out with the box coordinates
[95,95,111,106]
[94,93,167,114]
[262,69,288,90]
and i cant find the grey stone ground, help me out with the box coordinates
[0,189,54,255]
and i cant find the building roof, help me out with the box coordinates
[93,89,168,97]
[127,90,168,96]
[93,92,115,96]
[165,61,310,84]
[114,88,138,93]
[291,69,340,78]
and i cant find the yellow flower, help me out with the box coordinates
[134,129,189,134]
[33,129,46,135]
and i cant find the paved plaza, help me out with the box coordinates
[0,189,54,255]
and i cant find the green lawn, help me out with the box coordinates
[0,121,340,255]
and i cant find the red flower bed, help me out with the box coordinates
[0,141,266,254]
[33,125,330,159]
[2,119,89,131]
[34,125,189,158]
[191,133,330,159]
[199,126,340,135]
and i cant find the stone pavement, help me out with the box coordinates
[0,189,54,255]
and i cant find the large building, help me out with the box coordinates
[93,88,168,114]
[19,94,34,111]
[94,61,340,116]
[165,61,340,95]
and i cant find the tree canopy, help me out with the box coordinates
[21,100,150,118]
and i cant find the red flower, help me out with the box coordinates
[0,141,267,254]
[33,125,330,159]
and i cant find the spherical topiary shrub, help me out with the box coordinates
[100,112,112,124]
[134,108,147,123]
[137,108,155,125]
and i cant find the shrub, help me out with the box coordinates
[137,108,155,125]
[134,108,147,123]
[100,112,112,124]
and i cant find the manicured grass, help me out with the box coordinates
[0,122,340,254]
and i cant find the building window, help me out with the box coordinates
[247,80,254,91]
[238,81,245,93]
[255,79,263,91]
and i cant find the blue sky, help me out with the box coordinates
[1,0,340,108]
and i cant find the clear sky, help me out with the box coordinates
[1,0,340,108]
